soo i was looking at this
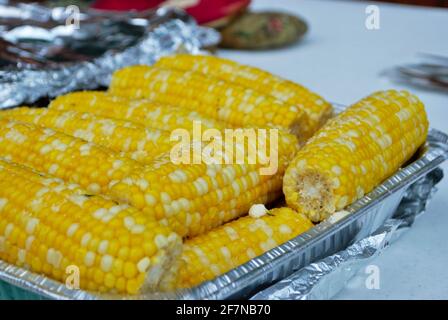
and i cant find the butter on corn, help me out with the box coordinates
[283,90,429,222]
[109,66,309,137]
[176,207,313,289]
[248,203,269,218]
[156,54,333,137]
[0,159,181,294]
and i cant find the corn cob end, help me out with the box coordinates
[283,166,335,222]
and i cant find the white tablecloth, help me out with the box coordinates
[219,0,448,299]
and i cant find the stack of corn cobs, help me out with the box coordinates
[0,54,429,295]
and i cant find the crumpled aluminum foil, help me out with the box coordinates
[0,2,220,108]
[251,168,443,300]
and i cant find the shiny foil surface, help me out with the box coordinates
[0,128,446,300]
[0,1,220,108]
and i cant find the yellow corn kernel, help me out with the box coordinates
[156,54,333,136]
[283,90,429,222]
[49,91,226,132]
[0,159,181,294]
[0,119,141,194]
[110,129,300,237]
[0,107,176,164]
[176,207,313,288]
[109,66,308,137]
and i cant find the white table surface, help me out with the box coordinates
[219,0,448,299]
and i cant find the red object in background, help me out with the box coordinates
[91,0,162,11]
[91,0,251,24]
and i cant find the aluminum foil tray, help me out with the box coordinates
[0,128,446,300]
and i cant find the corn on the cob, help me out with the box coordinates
[49,91,227,132]
[176,207,313,288]
[0,159,182,294]
[109,66,308,137]
[0,107,176,164]
[155,54,333,136]
[110,129,301,237]
[283,90,429,222]
[0,119,140,194]
[0,118,299,238]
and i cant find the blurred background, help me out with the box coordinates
[377,0,448,6]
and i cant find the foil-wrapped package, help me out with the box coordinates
[0,1,220,108]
